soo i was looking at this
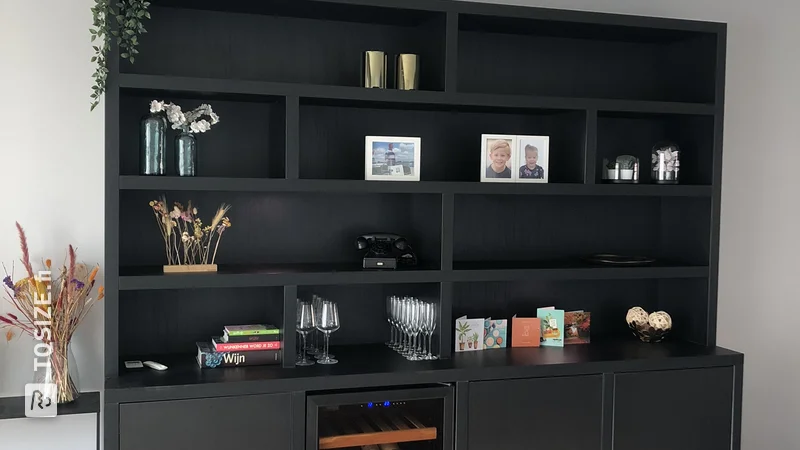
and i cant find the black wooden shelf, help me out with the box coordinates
[118,263,443,290]
[0,391,100,420]
[451,261,709,281]
[118,262,707,290]
[119,176,713,197]
[104,342,741,403]
[118,73,716,115]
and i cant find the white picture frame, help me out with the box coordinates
[480,134,517,183]
[365,136,422,181]
[515,135,550,183]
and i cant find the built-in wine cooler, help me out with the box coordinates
[306,385,454,450]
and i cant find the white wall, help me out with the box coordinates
[0,0,102,448]
[1,0,795,448]
[458,0,797,448]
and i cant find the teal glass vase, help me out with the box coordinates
[139,112,167,175]
[175,131,197,177]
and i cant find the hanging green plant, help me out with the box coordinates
[90,0,151,111]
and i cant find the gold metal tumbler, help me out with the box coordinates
[396,54,420,90]
[362,51,387,89]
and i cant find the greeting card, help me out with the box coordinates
[484,319,508,349]
[565,311,591,345]
[455,316,485,352]
[537,307,565,347]
[511,316,541,347]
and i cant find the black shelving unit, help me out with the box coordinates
[104,1,741,449]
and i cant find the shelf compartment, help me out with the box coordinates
[318,410,437,449]
[298,283,440,347]
[123,5,446,90]
[119,90,285,178]
[597,111,714,185]
[119,190,442,271]
[453,195,711,267]
[118,287,285,360]
[453,278,710,343]
[457,14,719,103]
[300,102,586,183]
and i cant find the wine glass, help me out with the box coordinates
[312,295,335,359]
[316,300,340,365]
[296,301,316,366]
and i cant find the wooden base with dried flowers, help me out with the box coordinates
[163,264,218,273]
[149,197,232,273]
[1,223,104,404]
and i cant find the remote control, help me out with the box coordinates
[124,360,144,369]
[143,361,168,371]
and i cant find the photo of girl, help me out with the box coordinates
[516,135,550,183]
[480,135,517,183]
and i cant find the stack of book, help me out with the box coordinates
[196,324,282,369]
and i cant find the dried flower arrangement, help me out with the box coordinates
[150,100,220,134]
[149,197,232,273]
[1,223,104,404]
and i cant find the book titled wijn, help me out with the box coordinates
[223,324,280,336]
[212,337,281,352]
[196,342,281,369]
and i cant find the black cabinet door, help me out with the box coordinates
[613,367,734,450]
[468,376,603,450]
[119,393,292,450]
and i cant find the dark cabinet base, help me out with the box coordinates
[468,376,603,450]
[613,367,735,450]
[119,393,291,450]
[112,365,741,450]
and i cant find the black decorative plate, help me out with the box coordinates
[584,254,656,266]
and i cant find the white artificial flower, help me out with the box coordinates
[165,104,185,125]
[150,100,165,113]
[209,112,220,124]
[190,119,211,133]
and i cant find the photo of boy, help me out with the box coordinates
[519,145,544,179]
[516,135,550,183]
[480,135,517,182]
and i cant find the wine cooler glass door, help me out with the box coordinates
[307,386,454,450]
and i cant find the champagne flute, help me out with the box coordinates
[316,300,340,365]
[310,295,322,356]
[386,296,396,348]
[399,297,412,356]
[296,301,316,366]
[423,302,438,360]
[406,299,422,361]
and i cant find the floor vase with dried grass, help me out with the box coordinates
[1,223,104,406]
[33,342,80,404]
